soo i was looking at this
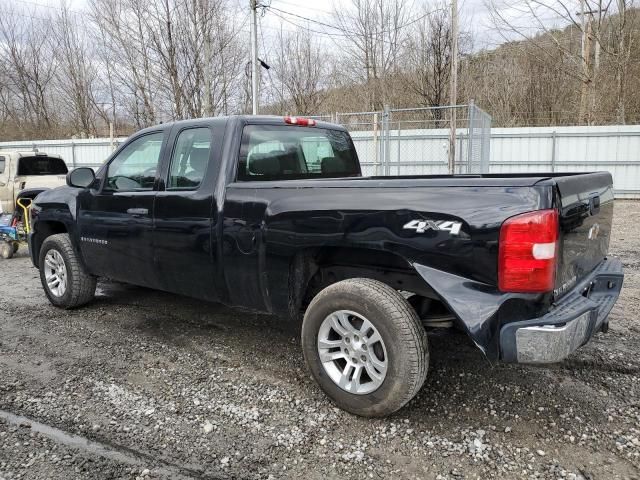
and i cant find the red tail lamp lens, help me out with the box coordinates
[498,209,559,293]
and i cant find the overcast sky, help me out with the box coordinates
[258,0,508,50]
[21,0,570,53]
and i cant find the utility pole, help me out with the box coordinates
[578,0,591,124]
[448,0,459,174]
[250,0,259,115]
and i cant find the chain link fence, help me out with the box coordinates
[318,103,492,176]
[334,111,385,176]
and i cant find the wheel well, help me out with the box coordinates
[33,221,68,263]
[288,247,439,319]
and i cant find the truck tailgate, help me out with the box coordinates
[554,172,614,299]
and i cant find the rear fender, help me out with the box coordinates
[413,263,544,360]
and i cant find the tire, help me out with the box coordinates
[0,242,13,259]
[39,233,96,309]
[12,242,19,254]
[302,278,429,417]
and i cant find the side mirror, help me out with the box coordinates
[66,167,96,188]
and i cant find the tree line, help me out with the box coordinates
[0,0,638,141]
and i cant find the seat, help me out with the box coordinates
[278,148,301,175]
[185,148,209,184]
[321,157,347,174]
[248,153,280,176]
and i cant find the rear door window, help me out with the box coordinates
[17,156,68,176]
[167,127,212,189]
[0,156,5,175]
[237,125,360,181]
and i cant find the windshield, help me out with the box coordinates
[17,156,68,176]
[237,125,361,181]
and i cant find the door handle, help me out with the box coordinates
[126,208,149,216]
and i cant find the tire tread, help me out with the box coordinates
[40,233,96,309]
[303,278,429,416]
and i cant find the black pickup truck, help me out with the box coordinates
[29,115,624,417]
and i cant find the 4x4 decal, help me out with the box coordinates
[402,219,462,235]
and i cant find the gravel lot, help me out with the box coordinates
[1,200,639,480]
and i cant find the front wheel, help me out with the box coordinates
[39,233,96,309]
[301,278,429,417]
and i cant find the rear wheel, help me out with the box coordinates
[39,233,96,309]
[0,242,13,259]
[302,278,429,417]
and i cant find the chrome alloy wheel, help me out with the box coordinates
[44,250,68,297]
[317,310,388,395]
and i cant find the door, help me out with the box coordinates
[78,131,166,287]
[153,126,219,300]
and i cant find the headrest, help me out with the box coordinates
[249,153,281,176]
[189,148,209,171]
[321,157,346,174]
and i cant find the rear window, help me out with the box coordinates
[17,156,68,176]
[237,125,360,181]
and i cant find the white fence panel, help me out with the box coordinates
[489,126,640,198]
[1,125,639,197]
[0,138,125,169]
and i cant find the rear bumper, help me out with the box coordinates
[500,257,624,363]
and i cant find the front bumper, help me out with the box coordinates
[500,257,624,363]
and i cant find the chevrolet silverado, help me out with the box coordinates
[28,116,624,417]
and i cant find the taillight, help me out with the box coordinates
[498,209,559,293]
[284,116,316,127]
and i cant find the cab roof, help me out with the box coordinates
[135,115,346,136]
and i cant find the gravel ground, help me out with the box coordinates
[0,201,639,480]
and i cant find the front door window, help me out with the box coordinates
[106,133,163,191]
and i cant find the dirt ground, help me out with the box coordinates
[0,201,639,480]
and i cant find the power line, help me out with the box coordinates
[5,0,85,16]
[270,0,333,15]
[265,5,447,39]
[267,9,352,38]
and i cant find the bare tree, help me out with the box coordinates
[607,0,636,123]
[270,28,329,115]
[89,0,158,127]
[175,0,247,118]
[402,4,452,115]
[487,0,613,124]
[332,0,411,110]
[0,0,639,140]
[0,3,58,137]
[53,4,100,136]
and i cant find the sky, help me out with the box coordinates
[257,0,511,50]
[11,0,575,54]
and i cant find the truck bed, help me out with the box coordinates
[236,172,598,188]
